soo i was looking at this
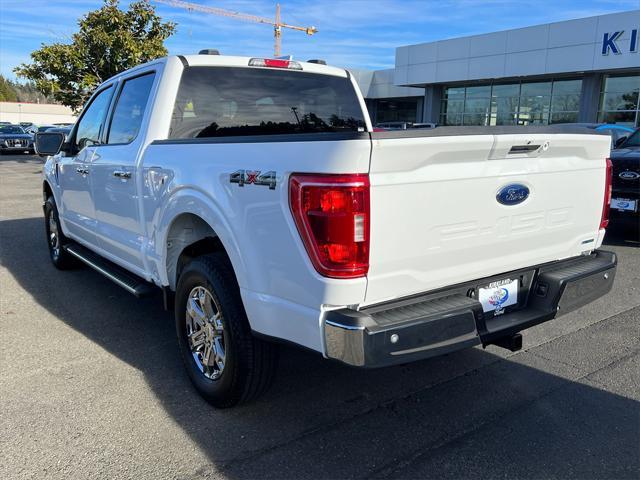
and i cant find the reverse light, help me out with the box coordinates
[600,158,613,229]
[289,173,370,278]
[248,58,303,70]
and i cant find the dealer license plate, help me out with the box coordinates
[611,198,637,212]
[478,278,519,316]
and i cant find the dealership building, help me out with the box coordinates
[353,9,640,127]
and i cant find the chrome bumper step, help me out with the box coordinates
[324,250,617,368]
[64,243,155,297]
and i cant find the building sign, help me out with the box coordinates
[602,29,638,55]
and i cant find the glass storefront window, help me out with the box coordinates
[492,112,518,125]
[519,81,551,125]
[464,98,491,114]
[463,113,488,125]
[443,113,462,125]
[603,76,640,93]
[490,83,519,126]
[551,94,580,113]
[440,78,582,126]
[492,84,520,97]
[444,87,465,99]
[548,79,582,124]
[464,85,491,98]
[374,98,419,123]
[519,95,551,125]
[492,97,519,112]
[445,99,464,114]
[550,112,578,124]
[600,92,639,111]
[598,111,637,124]
[598,74,640,127]
[521,82,552,97]
[552,79,582,94]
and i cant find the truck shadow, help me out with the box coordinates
[1,216,638,479]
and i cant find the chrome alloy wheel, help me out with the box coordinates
[186,286,226,380]
[48,209,60,257]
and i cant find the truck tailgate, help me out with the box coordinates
[364,129,611,305]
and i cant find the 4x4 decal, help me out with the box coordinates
[230,170,277,190]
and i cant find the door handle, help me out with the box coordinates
[113,170,131,179]
[76,167,89,175]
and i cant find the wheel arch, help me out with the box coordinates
[165,213,226,290]
[157,193,247,292]
[42,179,54,202]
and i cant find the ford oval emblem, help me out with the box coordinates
[619,171,640,180]
[496,184,530,205]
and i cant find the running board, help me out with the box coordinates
[64,243,155,298]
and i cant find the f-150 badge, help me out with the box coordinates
[230,170,277,190]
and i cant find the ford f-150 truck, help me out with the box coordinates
[36,53,617,408]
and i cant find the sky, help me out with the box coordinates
[1,0,639,80]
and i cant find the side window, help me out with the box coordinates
[74,85,114,150]
[107,72,156,144]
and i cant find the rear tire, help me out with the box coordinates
[44,196,78,270]
[175,253,278,408]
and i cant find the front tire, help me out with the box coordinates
[44,196,78,270]
[175,253,278,408]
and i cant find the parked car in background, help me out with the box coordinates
[37,125,56,133]
[595,124,636,148]
[21,124,39,135]
[554,123,636,149]
[0,124,34,154]
[609,128,640,226]
[44,126,72,140]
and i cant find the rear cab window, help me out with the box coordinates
[169,66,366,139]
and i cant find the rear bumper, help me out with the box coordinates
[324,250,617,367]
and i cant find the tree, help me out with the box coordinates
[14,0,175,111]
[0,75,18,102]
[2,77,54,103]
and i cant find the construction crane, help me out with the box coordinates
[152,0,318,57]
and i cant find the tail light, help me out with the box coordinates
[600,158,613,229]
[289,173,369,278]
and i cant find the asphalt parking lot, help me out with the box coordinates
[1,153,638,480]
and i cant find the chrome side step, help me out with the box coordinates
[64,243,155,298]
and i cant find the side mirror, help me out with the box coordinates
[614,136,628,149]
[34,132,65,157]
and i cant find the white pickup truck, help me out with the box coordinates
[36,53,617,408]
